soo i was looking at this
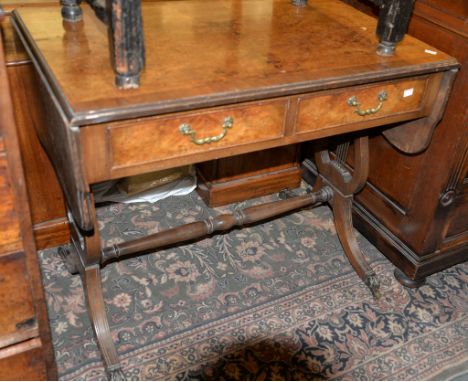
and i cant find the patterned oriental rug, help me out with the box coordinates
[38,188,468,380]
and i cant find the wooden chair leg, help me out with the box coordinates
[331,194,381,299]
[108,0,145,89]
[375,0,415,56]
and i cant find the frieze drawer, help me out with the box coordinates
[295,77,429,135]
[109,99,287,168]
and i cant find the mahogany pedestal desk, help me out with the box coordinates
[11,0,458,378]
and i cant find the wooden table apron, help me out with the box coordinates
[10,0,458,379]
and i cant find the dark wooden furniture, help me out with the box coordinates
[0,11,57,379]
[11,0,457,378]
[328,0,468,287]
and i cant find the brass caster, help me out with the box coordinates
[364,272,381,300]
[58,246,80,275]
[108,366,126,381]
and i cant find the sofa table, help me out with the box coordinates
[11,0,458,378]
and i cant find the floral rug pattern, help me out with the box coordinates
[38,189,468,380]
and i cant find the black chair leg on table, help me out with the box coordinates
[107,0,145,89]
[375,0,415,56]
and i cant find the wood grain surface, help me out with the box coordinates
[296,77,428,134]
[80,73,443,183]
[12,0,457,123]
[0,18,57,378]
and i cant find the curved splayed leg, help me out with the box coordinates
[83,264,125,380]
[65,197,125,380]
[331,194,381,299]
[314,136,381,299]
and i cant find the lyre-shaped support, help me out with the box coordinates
[314,136,381,299]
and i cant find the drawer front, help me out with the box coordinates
[110,99,287,169]
[296,78,428,134]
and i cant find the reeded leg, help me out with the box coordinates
[331,194,381,299]
[375,0,415,56]
[314,137,381,299]
[394,268,425,288]
[61,0,82,22]
[66,201,125,380]
[83,264,125,380]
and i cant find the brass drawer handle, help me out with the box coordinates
[347,91,388,116]
[179,116,234,145]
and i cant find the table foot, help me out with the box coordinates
[394,268,425,288]
[108,366,126,381]
[83,265,124,380]
[58,246,80,275]
[364,272,381,300]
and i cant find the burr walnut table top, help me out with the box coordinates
[12,0,457,124]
